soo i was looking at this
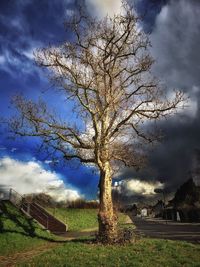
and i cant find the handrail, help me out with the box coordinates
[9,188,49,229]
[21,202,49,227]
[29,202,49,229]
[8,188,67,232]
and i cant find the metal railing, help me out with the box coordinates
[9,188,49,229]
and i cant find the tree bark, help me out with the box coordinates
[98,161,118,243]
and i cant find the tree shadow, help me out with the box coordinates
[64,237,96,244]
[0,201,67,243]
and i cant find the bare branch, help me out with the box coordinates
[11,2,185,176]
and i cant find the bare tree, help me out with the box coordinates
[10,2,185,243]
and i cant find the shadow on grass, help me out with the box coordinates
[0,201,67,243]
[68,237,96,244]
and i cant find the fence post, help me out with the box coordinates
[27,203,30,214]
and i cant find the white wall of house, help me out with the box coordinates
[141,208,148,217]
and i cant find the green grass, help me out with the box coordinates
[0,202,127,257]
[1,202,200,267]
[19,238,200,267]
[47,208,98,231]
[0,201,60,256]
[47,207,128,232]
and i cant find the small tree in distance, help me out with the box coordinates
[11,2,185,243]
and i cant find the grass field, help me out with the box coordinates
[20,238,200,267]
[0,201,60,256]
[47,207,98,231]
[1,201,200,267]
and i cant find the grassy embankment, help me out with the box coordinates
[1,201,200,267]
[0,201,60,256]
[47,207,98,232]
[0,201,127,256]
[46,207,129,232]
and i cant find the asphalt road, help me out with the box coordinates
[130,216,200,243]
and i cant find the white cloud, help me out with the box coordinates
[86,0,122,17]
[65,8,74,17]
[184,96,198,119]
[11,148,17,153]
[157,5,168,23]
[0,55,5,64]
[121,178,163,196]
[23,48,34,60]
[0,157,81,202]
[44,160,53,164]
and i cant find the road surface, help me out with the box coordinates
[130,216,200,243]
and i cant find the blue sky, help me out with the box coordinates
[0,0,101,200]
[1,0,200,202]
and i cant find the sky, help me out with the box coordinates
[0,0,200,204]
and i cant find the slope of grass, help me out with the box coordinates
[20,238,200,267]
[47,208,98,231]
[0,202,127,257]
[47,207,128,231]
[0,201,60,256]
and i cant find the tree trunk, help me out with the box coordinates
[98,161,118,243]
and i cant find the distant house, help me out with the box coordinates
[165,178,200,222]
[179,207,200,222]
[131,204,138,216]
[0,192,4,200]
[123,204,138,216]
[152,200,164,218]
[163,206,177,221]
[141,207,148,217]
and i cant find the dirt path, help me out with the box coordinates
[58,227,98,239]
[0,228,97,267]
[0,219,130,266]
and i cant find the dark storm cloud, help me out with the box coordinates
[150,0,200,189]
[119,0,200,195]
[151,0,200,92]
[134,0,170,32]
